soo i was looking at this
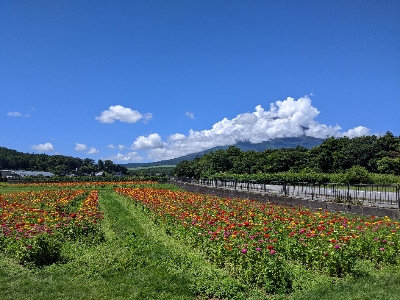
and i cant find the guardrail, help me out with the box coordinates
[172,177,400,208]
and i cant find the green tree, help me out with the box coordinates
[98,159,104,172]
[377,157,400,175]
[344,166,373,184]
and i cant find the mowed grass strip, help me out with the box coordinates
[100,190,257,300]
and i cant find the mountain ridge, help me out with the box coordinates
[122,136,324,168]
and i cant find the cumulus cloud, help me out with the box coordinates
[87,147,99,154]
[95,105,152,124]
[168,133,186,142]
[75,143,87,151]
[31,143,54,152]
[186,111,195,119]
[107,152,143,162]
[118,144,125,150]
[131,133,164,150]
[107,144,116,149]
[144,96,370,161]
[340,126,370,138]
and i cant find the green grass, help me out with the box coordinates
[289,265,400,300]
[128,165,176,170]
[0,184,60,193]
[2,185,400,299]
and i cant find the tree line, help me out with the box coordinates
[0,147,128,176]
[174,132,400,179]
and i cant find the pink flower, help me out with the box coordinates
[241,248,247,254]
[380,247,385,251]
[334,244,340,249]
[270,250,276,255]
[256,247,262,251]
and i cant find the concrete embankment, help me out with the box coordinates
[170,181,400,220]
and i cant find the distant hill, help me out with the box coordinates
[121,136,324,168]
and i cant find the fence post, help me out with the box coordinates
[311,183,314,200]
[397,186,400,210]
[347,184,351,203]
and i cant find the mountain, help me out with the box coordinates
[122,136,324,168]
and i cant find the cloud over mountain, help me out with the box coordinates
[145,96,370,161]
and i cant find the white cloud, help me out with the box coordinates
[7,111,30,117]
[7,111,31,118]
[168,133,186,141]
[186,111,195,119]
[131,133,164,150]
[108,144,125,150]
[7,112,22,117]
[31,143,54,152]
[87,147,99,154]
[107,152,143,162]
[75,143,87,151]
[95,105,152,124]
[341,126,370,138]
[143,96,370,161]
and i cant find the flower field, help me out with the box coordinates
[0,189,104,266]
[116,187,400,293]
[10,180,157,188]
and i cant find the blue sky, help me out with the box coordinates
[1,1,399,163]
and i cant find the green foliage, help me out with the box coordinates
[344,166,373,185]
[174,133,400,183]
[206,170,400,185]
[9,234,62,268]
[0,147,129,176]
[128,166,175,177]
[377,157,400,175]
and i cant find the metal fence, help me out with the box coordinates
[173,177,400,208]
